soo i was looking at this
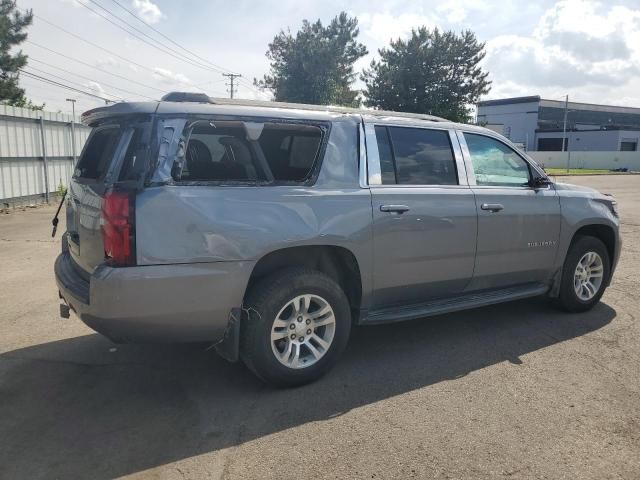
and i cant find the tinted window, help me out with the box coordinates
[75,127,123,179]
[387,127,457,185]
[258,125,322,182]
[464,133,531,187]
[118,128,147,181]
[374,126,397,184]
[175,121,322,183]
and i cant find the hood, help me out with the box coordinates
[553,182,598,194]
[553,181,614,201]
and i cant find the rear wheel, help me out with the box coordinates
[241,268,351,387]
[557,236,610,312]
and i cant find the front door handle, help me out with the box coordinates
[481,203,504,212]
[380,204,410,214]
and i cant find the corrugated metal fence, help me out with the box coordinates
[0,104,91,206]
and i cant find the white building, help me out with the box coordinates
[477,96,640,152]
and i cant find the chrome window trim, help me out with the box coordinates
[455,130,477,186]
[456,129,551,189]
[363,121,467,188]
[448,129,469,186]
[369,183,472,190]
[358,121,370,188]
[364,122,382,185]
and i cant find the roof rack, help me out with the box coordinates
[160,91,447,122]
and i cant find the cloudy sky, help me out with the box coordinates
[14,0,640,115]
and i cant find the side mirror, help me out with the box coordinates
[530,176,551,188]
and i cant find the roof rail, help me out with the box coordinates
[160,91,447,122]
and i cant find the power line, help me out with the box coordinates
[107,0,237,74]
[25,40,166,94]
[76,0,225,74]
[21,7,203,92]
[106,0,269,99]
[28,57,155,100]
[19,69,114,103]
[22,65,125,101]
[24,9,157,74]
[19,5,268,99]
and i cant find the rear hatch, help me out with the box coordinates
[65,116,152,274]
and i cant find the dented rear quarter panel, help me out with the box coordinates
[135,118,374,306]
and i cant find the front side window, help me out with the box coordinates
[374,126,458,185]
[464,133,531,187]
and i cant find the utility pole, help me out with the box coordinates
[66,98,77,168]
[222,73,242,99]
[562,94,569,172]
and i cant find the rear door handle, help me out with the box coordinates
[481,203,504,212]
[380,204,410,214]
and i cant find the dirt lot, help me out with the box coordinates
[1,175,639,480]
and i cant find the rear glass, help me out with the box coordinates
[118,128,147,181]
[173,121,323,183]
[75,127,123,180]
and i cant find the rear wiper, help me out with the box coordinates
[51,189,67,238]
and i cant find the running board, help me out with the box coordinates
[363,283,549,325]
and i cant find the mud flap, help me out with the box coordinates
[549,268,562,298]
[214,308,241,362]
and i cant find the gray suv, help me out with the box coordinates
[55,92,621,386]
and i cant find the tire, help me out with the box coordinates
[241,268,351,387]
[557,235,610,312]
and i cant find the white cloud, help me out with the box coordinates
[131,0,164,24]
[358,12,437,45]
[437,0,489,24]
[152,67,192,86]
[484,0,640,103]
[85,81,120,101]
[95,57,119,69]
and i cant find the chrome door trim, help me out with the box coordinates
[448,129,469,186]
[358,121,369,188]
[364,122,382,185]
[455,129,477,186]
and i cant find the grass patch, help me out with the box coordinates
[545,168,617,175]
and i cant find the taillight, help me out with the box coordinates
[101,190,134,266]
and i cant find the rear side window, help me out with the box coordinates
[174,121,324,183]
[374,126,458,185]
[75,127,123,180]
[374,125,397,184]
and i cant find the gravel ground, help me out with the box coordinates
[0,175,638,480]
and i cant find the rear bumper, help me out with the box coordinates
[55,252,254,343]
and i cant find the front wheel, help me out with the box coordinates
[557,235,610,312]
[241,268,351,387]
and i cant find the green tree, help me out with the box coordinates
[255,12,368,107]
[362,28,491,122]
[0,0,36,108]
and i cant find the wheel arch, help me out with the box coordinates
[570,223,616,272]
[245,245,363,317]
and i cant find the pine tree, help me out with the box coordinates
[362,28,491,122]
[0,1,37,108]
[256,12,368,107]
